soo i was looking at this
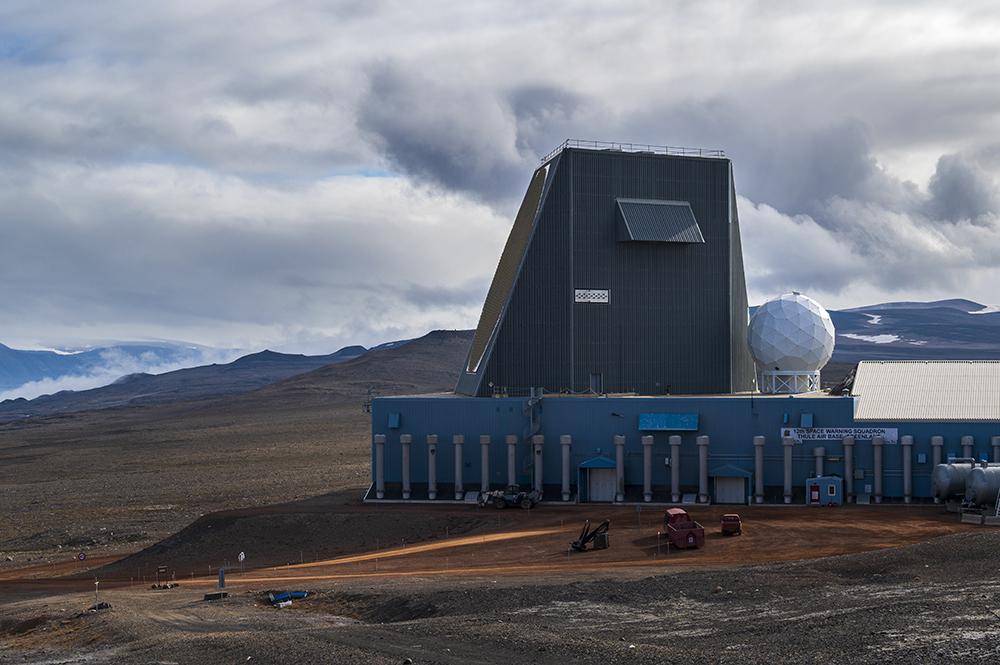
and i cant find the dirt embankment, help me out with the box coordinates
[1,498,999,665]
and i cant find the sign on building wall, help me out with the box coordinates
[574,289,610,303]
[780,427,899,444]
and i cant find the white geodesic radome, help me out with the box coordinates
[748,292,835,393]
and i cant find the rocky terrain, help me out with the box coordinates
[2,509,999,664]
[4,323,1000,663]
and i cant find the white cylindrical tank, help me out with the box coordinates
[965,466,1000,506]
[930,463,973,501]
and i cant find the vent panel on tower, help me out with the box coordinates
[616,199,705,243]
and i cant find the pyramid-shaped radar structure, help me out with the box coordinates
[455,143,757,397]
[747,292,835,372]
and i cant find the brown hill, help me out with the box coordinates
[0,329,474,570]
[206,328,474,412]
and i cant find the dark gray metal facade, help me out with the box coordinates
[456,145,756,397]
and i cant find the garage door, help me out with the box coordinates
[715,477,745,504]
[589,468,616,502]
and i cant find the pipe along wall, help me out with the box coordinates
[372,433,1000,504]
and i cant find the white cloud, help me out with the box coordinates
[0,345,240,401]
[2,0,1000,355]
[0,162,508,351]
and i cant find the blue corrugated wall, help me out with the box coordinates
[372,394,1000,502]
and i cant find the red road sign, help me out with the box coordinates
[78,552,86,561]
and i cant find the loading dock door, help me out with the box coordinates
[589,468,616,502]
[714,477,745,504]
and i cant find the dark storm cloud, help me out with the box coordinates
[743,146,1000,306]
[358,64,588,204]
[403,279,492,312]
[358,62,532,203]
[506,85,584,156]
[926,153,1000,223]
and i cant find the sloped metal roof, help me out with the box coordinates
[464,165,549,374]
[579,456,617,469]
[616,198,705,243]
[852,360,1000,421]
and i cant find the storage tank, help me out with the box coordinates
[965,466,1000,506]
[930,463,974,501]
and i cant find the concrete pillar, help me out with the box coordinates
[993,436,1000,463]
[480,435,490,494]
[873,435,884,504]
[506,435,518,486]
[753,436,765,504]
[374,434,386,499]
[642,435,654,502]
[782,436,794,504]
[560,435,572,502]
[427,434,438,500]
[932,436,943,504]
[532,434,544,497]
[670,435,681,502]
[401,434,412,499]
[615,435,626,503]
[843,436,854,504]
[962,435,974,460]
[902,435,913,504]
[453,435,465,501]
[813,446,826,478]
[697,435,709,504]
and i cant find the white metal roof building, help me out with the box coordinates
[852,361,1000,421]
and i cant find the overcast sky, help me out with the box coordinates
[3,0,1000,361]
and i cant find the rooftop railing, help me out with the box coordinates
[540,139,726,164]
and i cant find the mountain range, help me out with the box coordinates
[0,341,227,394]
[827,299,1000,361]
[0,338,411,422]
[1,299,999,422]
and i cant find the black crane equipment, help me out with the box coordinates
[570,519,610,551]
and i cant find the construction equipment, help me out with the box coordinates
[478,484,541,510]
[570,519,610,551]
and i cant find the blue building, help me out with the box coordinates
[369,141,1000,505]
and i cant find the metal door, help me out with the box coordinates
[589,468,616,501]
[714,477,745,503]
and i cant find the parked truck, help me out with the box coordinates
[721,513,742,536]
[663,508,705,549]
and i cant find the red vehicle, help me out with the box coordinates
[721,513,742,536]
[663,508,705,549]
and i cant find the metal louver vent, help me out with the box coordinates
[616,198,705,243]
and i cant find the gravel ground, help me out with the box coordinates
[4,524,1000,663]
[5,373,1000,663]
